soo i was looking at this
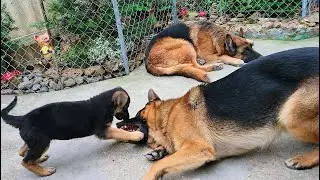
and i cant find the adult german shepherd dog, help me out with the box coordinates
[118,47,319,180]
[145,21,262,82]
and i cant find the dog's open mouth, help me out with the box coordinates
[116,115,149,144]
[118,123,140,132]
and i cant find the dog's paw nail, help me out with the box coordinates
[213,63,224,71]
[47,167,56,173]
[144,154,155,161]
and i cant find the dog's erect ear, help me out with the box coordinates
[112,91,129,107]
[225,34,237,56]
[148,89,160,102]
[239,27,244,38]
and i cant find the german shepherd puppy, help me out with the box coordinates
[1,87,144,177]
[118,47,319,180]
[145,21,262,82]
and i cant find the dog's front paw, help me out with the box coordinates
[212,63,224,71]
[285,155,315,170]
[233,60,245,67]
[144,149,168,161]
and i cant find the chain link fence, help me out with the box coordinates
[1,0,319,95]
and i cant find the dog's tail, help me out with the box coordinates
[1,96,23,128]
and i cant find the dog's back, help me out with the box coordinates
[200,47,319,158]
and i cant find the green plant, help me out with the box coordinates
[1,4,20,74]
[215,0,301,17]
[87,34,121,64]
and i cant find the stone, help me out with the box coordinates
[33,77,43,85]
[74,77,84,85]
[61,68,83,77]
[23,77,29,82]
[302,12,319,24]
[13,90,22,94]
[84,65,105,76]
[1,89,13,95]
[63,78,76,87]
[45,68,59,79]
[104,74,112,80]
[39,86,49,93]
[261,22,274,29]
[236,13,245,18]
[230,18,245,22]
[1,80,9,89]
[49,81,62,90]
[248,12,262,20]
[24,89,33,94]
[40,79,49,87]
[32,84,41,91]
[18,81,33,90]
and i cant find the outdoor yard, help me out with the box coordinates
[1,0,320,179]
[1,37,319,180]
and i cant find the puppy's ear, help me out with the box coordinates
[239,27,244,38]
[148,89,160,102]
[112,91,128,107]
[225,34,237,56]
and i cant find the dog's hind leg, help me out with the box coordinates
[279,77,319,170]
[144,140,215,180]
[18,142,49,163]
[19,143,28,157]
[21,133,55,176]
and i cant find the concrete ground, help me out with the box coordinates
[1,37,319,180]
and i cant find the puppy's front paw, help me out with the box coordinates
[130,131,144,141]
[144,149,167,161]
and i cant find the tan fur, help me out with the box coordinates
[141,78,319,179]
[146,22,254,82]
[278,76,319,169]
[112,90,129,115]
[105,127,144,142]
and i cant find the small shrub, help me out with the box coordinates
[1,4,20,74]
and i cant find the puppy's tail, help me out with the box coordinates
[1,96,23,128]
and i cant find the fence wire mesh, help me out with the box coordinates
[1,0,319,94]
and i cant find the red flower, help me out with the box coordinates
[179,8,188,17]
[1,70,21,81]
[198,11,207,17]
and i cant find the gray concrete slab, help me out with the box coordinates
[1,37,319,180]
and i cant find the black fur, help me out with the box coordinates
[145,23,193,60]
[201,47,319,127]
[1,87,130,162]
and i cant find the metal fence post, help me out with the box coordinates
[111,0,129,75]
[302,0,308,18]
[171,0,178,24]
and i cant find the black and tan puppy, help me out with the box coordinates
[145,21,262,82]
[1,87,144,177]
[119,47,319,180]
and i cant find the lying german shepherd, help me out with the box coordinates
[145,21,262,82]
[118,47,319,180]
[1,87,144,177]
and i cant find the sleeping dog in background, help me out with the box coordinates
[145,21,262,82]
[118,47,319,180]
[1,87,144,177]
